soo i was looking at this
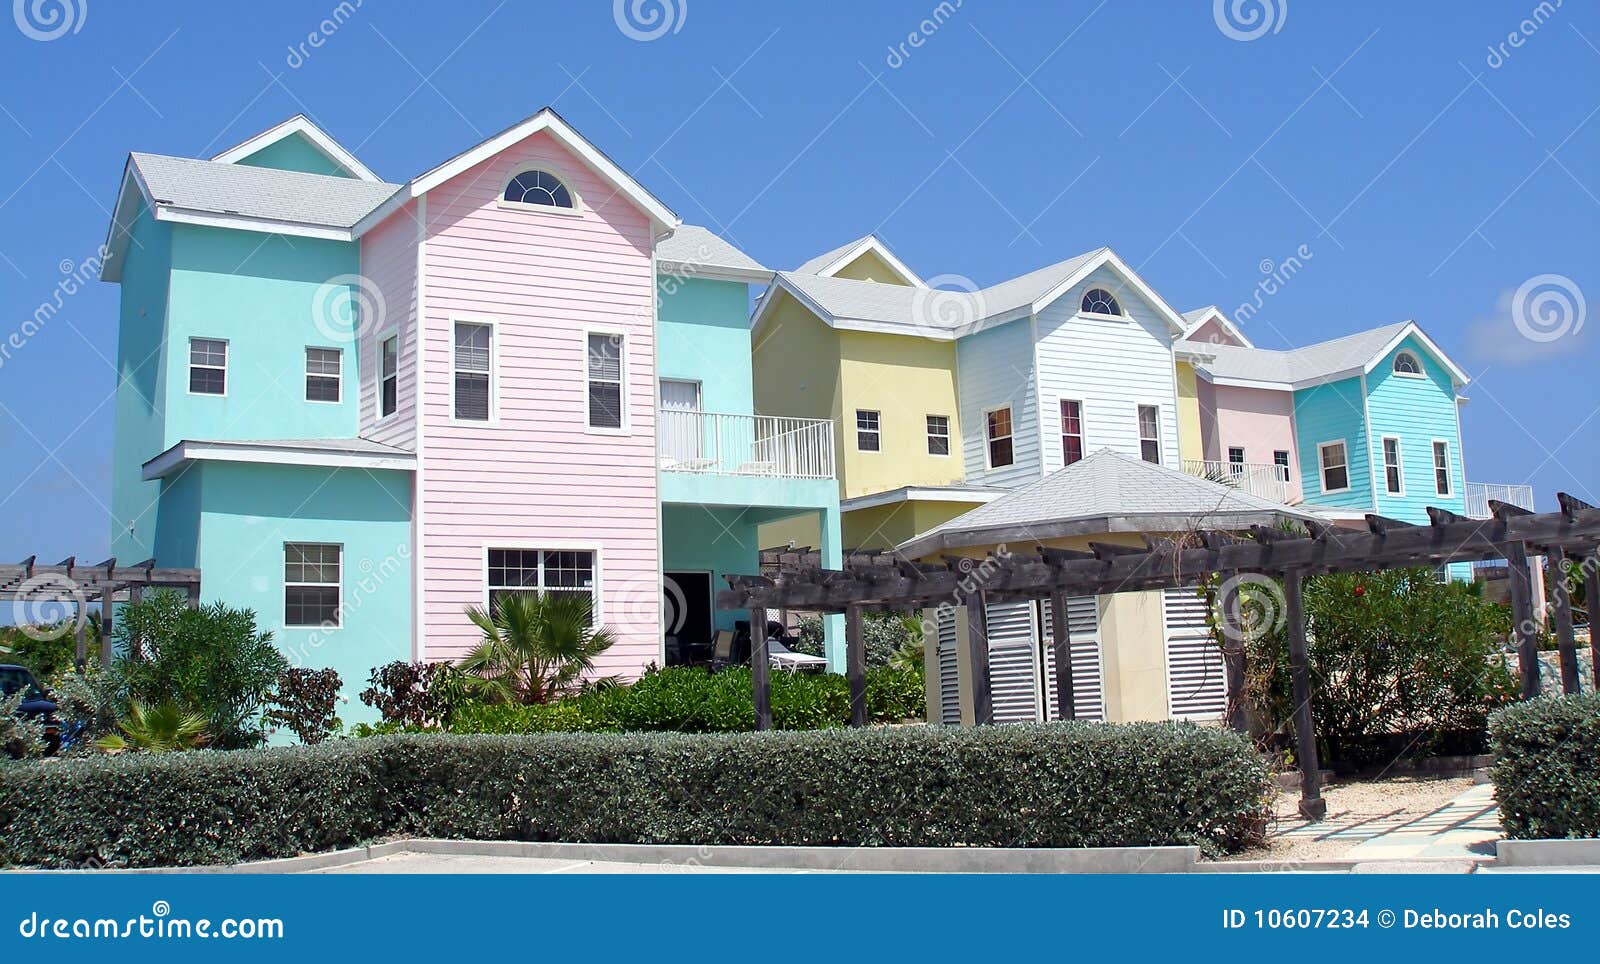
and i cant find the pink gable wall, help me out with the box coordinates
[1211,384,1302,502]
[411,131,661,671]
[1187,316,1247,348]
[359,202,419,450]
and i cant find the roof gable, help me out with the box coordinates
[210,115,380,181]
[656,224,770,283]
[1180,306,1254,347]
[793,235,925,286]
[1180,320,1468,391]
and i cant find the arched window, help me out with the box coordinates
[503,169,574,209]
[1393,351,1422,376]
[1081,287,1122,316]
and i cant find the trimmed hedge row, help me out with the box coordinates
[0,722,1272,868]
[1489,693,1600,840]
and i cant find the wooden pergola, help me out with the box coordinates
[721,494,1600,820]
[0,556,202,667]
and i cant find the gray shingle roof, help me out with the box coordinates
[897,448,1312,557]
[656,224,768,274]
[1177,322,1412,386]
[130,152,401,229]
[794,235,876,274]
[1182,306,1218,325]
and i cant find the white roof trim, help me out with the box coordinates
[100,162,146,282]
[655,259,773,284]
[142,440,416,480]
[210,115,381,182]
[1030,249,1189,334]
[356,109,678,237]
[841,486,1008,513]
[1361,321,1471,387]
[1180,306,1255,348]
[1198,371,1297,392]
[153,206,354,242]
[809,236,926,287]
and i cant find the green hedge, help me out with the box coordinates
[0,723,1271,868]
[447,665,925,734]
[1489,693,1600,839]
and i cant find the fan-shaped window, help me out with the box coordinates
[503,169,574,209]
[1392,351,1422,376]
[1080,288,1122,316]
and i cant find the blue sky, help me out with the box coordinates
[0,0,1595,562]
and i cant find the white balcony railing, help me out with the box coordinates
[659,411,835,480]
[1182,459,1293,504]
[1465,482,1535,520]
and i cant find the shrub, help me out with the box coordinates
[0,621,95,680]
[1489,694,1600,840]
[111,592,287,749]
[460,592,616,704]
[795,611,922,668]
[0,723,1272,867]
[264,668,344,745]
[360,661,468,728]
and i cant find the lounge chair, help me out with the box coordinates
[764,634,828,672]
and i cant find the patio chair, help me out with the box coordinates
[710,630,738,671]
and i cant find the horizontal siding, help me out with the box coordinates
[1034,265,1182,473]
[1294,376,1371,511]
[957,319,1039,486]
[412,130,661,673]
[359,203,418,449]
[1366,335,1466,523]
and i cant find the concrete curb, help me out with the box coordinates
[1496,838,1600,867]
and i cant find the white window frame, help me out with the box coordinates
[925,414,950,457]
[450,316,497,425]
[1273,449,1292,482]
[583,328,629,434]
[1381,436,1405,496]
[187,337,228,397]
[496,162,584,217]
[855,409,881,452]
[283,542,342,629]
[304,346,343,404]
[1392,350,1425,378]
[1432,439,1453,496]
[1078,286,1125,320]
[482,542,602,621]
[984,405,1015,469]
[377,329,399,420]
[1059,398,1085,466]
[1317,440,1351,494]
[1137,404,1163,465]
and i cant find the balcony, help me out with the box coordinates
[1465,482,1535,520]
[1182,459,1293,505]
[659,411,835,481]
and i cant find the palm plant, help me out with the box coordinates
[459,593,617,705]
[94,701,210,753]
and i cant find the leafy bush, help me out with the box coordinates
[795,612,923,668]
[0,723,1272,867]
[1489,694,1600,840]
[111,592,287,749]
[445,665,925,734]
[48,667,120,751]
[0,620,95,680]
[264,668,343,745]
[1,691,45,759]
[1245,569,1515,766]
[360,661,468,728]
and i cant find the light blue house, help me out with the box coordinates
[654,226,844,668]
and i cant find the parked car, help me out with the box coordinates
[1,663,61,753]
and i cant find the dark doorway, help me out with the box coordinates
[664,571,713,666]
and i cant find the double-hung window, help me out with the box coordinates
[189,338,227,395]
[1060,400,1084,466]
[1319,441,1350,493]
[453,322,492,421]
[586,333,624,429]
[925,414,949,456]
[1432,441,1452,496]
[1382,437,1404,495]
[379,335,398,418]
[305,347,341,403]
[486,548,597,616]
[856,410,881,452]
[1137,405,1161,464]
[1273,449,1291,482]
[284,543,341,627]
[1227,446,1246,477]
[986,407,1014,468]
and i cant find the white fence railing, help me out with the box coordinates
[658,411,835,480]
[1182,459,1293,504]
[1465,482,1535,520]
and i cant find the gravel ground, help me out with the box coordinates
[1223,774,1481,864]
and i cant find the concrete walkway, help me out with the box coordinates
[1274,783,1501,861]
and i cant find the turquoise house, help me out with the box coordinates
[654,227,845,668]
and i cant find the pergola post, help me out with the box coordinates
[846,603,867,728]
[1504,541,1542,699]
[124,584,142,663]
[186,580,202,609]
[964,588,993,725]
[750,605,772,731]
[73,607,87,666]
[1546,548,1580,694]
[1221,581,1249,733]
[99,588,114,669]
[1283,569,1325,820]
[1584,550,1600,690]
[1049,590,1075,721]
